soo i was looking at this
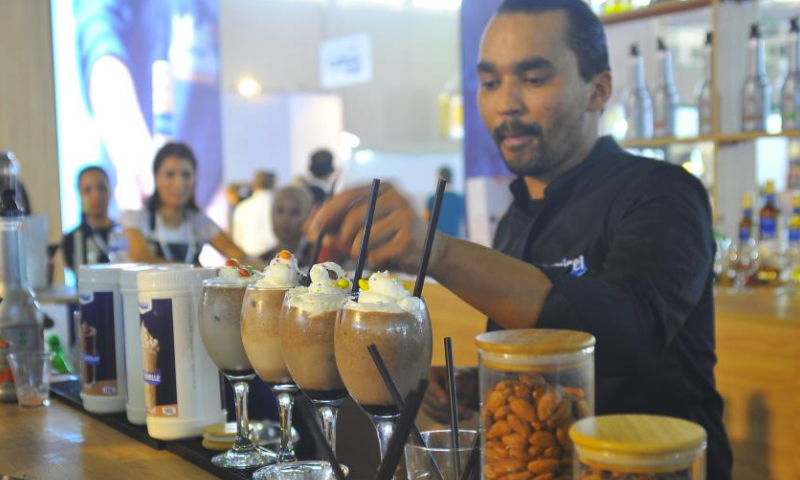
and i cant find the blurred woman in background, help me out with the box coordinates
[62,166,115,272]
[121,142,252,265]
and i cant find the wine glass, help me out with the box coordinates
[333,294,432,459]
[280,289,350,456]
[241,284,299,464]
[199,280,277,469]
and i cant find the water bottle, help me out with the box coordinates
[696,32,714,136]
[781,18,800,131]
[108,225,130,263]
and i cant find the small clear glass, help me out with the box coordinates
[726,243,759,294]
[405,430,478,480]
[200,280,277,470]
[253,461,349,480]
[7,351,53,408]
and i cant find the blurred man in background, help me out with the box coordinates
[233,170,277,258]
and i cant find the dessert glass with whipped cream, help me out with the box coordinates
[200,260,277,470]
[334,271,432,458]
[280,262,351,455]
[242,250,301,464]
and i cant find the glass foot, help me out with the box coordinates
[212,446,278,470]
[253,461,349,480]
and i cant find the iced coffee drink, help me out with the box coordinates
[141,324,160,414]
[200,260,275,470]
[334,271,432,456]
[281,262,351,453]
[200,262,259,378]
[242,251,302,464]
[242,251,301,386]
[281,262,351,402]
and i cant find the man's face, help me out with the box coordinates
[477,11,595,177]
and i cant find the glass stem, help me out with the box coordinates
[372,415,397,459]
[316,403,340,453]
[232,380,255,452]
[277,391,297,463]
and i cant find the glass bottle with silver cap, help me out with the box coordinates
[0,151,44,403]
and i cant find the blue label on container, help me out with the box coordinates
[739,227,752,242]
[140,298,178,417]
[790,228,800,243]
[79,291,117,396]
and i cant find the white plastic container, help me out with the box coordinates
[120,264,193,425]
[77,264,140,414]
[137,267,226,440]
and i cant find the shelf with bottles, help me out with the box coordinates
[599,0,712,26]
[619,135,714,149]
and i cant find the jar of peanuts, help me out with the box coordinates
[477,329,595,480]
[569,415,707,480]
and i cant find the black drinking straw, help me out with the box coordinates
[367,344,445,480]
[373,379,429,480]
[444,337,461,479]
[457,433,481,480]
[299,397,347,480]
[351,178,381,298]
[412,179,446,298]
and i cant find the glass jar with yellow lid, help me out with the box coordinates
[569,415,707,480]
[476,329,596,480]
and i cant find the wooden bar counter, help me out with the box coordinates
[0,284,796,479]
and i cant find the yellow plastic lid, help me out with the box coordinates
[476,329,595,356]
[570,415,707,456]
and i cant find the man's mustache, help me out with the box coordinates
[492,121,543,144]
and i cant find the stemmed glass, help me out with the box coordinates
[241,284,299,465]
[333,294,432,459]
[199,279,277,469]
[726,243,759,294]
[280,289,350,457]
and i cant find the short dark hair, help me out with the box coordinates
[497,0,610,82]
[438,166,452,183]
[77,165,110,189]
[309,149,334,179]
[146,142,199,215]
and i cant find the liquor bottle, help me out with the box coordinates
[742,24,772,132]
[780,193,800,291]
[0,152,44,402]
[729,193,759,291]
[624,43,653,140]
[781,18,800,131]
[653,38,680,138]
[756,180,782,285]
[697,32,714,136]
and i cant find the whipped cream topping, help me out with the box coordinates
[256,250,300,288]
[287,262,350,316]
[353,271,421,314]
[308,262,351,294]
[207,264,261,286]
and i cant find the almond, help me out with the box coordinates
[494,405,511,421]
[507,413,533,437]
[537,386,565,421]
[527,459,559,475]
[530,431,558,448]
[488,420,511,439]
[502,433,529,449]
[509,398,537,423]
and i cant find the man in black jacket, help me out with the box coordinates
[307,0,732,478]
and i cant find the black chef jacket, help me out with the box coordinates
[488,136,732,480]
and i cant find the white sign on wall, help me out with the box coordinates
[320,33,373,89]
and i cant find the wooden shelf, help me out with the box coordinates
[717,130,800,144]
[619,136,714,149]
[600,0,712,25]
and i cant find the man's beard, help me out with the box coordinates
[492,120,561,177]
